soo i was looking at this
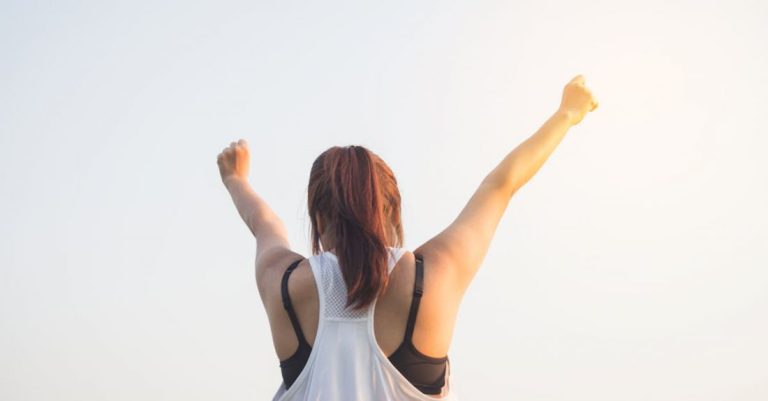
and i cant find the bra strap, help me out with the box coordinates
[403,253,425,341]
[281,258,310,347]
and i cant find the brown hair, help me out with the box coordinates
[308,145,404,310]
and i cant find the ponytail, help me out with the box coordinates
[308,145,403,310]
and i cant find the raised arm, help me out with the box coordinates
[415,74,599,297]
[217,139,291,258]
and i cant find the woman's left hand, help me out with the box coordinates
[217,139,250,186]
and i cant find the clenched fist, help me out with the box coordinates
[217,138,250,186]
[558,75,599,126]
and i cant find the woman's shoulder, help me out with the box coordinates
[256,247,313,311]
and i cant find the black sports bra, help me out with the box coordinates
[278,253,449,395]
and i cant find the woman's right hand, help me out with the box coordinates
[558,74,599,126]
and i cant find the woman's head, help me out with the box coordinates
[307,145,403,310]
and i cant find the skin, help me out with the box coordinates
[217,74,597,396]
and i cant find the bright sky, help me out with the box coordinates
[1,1,767,400]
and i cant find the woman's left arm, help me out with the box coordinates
[217,139,291,258]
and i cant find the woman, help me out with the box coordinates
[217,75,598,400]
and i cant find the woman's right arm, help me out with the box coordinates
[415,74,598,297]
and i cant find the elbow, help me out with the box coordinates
[483,171,519,199]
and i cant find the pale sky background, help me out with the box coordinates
[1,1,767,400]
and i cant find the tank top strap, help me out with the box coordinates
[402,253,424,340]
[387,246,408,274]
[281,257,310,347]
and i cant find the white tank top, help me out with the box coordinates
[270,246,459,401]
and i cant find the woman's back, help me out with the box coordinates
[273,250,460,362]
[267,247,460,400]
